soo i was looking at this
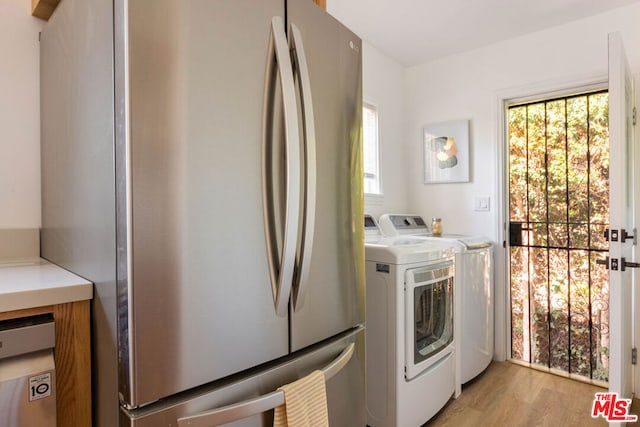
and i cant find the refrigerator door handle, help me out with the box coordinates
[262,16,301,317]
[289,23,317,312]
[175,343,355,427]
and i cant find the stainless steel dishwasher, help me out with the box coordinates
[0,313,57,426]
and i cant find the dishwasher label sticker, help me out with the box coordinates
[29,372,52,401]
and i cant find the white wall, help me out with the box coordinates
[404,3,640,359]
[3,3,410,229]
[0,0,43,228]
[406,4,640,236]
[362,41,410,219]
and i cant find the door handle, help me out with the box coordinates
[262,16,301,317]
[621,257,640,271]
[289,23,317,312]
[596,257,609,270]
[597,257,640,271]
[621,228,637,245]
[176,343,355,427]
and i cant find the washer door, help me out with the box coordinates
[405,261,454,380]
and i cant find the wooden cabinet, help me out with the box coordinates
[31,0,60,20]
[0,301,92,427]
[312,0,326,9]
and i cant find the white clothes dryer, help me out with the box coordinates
[378,214,494,385]
[364,215,457,427]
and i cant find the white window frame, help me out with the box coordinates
[363,100,383,197]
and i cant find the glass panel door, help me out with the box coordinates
[508,91,610,382]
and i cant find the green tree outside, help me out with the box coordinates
[508,92,609,381]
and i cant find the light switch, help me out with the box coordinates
[474,196,490,212]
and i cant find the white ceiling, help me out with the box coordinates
[327,0,640,66]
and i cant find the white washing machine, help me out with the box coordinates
[379,214,494,385]
[364,215,457,427]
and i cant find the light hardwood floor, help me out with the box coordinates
[424,361,640,427]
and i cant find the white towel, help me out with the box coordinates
[273,370,329,427]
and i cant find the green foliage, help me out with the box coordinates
[508,92,610,382]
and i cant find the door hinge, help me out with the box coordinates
[634,106,637,126]
[633,348,637,365]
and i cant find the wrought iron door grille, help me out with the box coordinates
[508,91,609,382]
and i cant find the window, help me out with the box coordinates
[363,102,382,195]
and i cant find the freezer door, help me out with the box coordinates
[122,0,289,407]
[122,328,365,427]
[287,0,365,351]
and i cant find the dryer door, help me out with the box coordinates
[404,261,455,380]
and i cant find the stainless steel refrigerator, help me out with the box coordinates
[39,0,365,425]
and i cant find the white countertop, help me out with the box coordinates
[0,259,93,312]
